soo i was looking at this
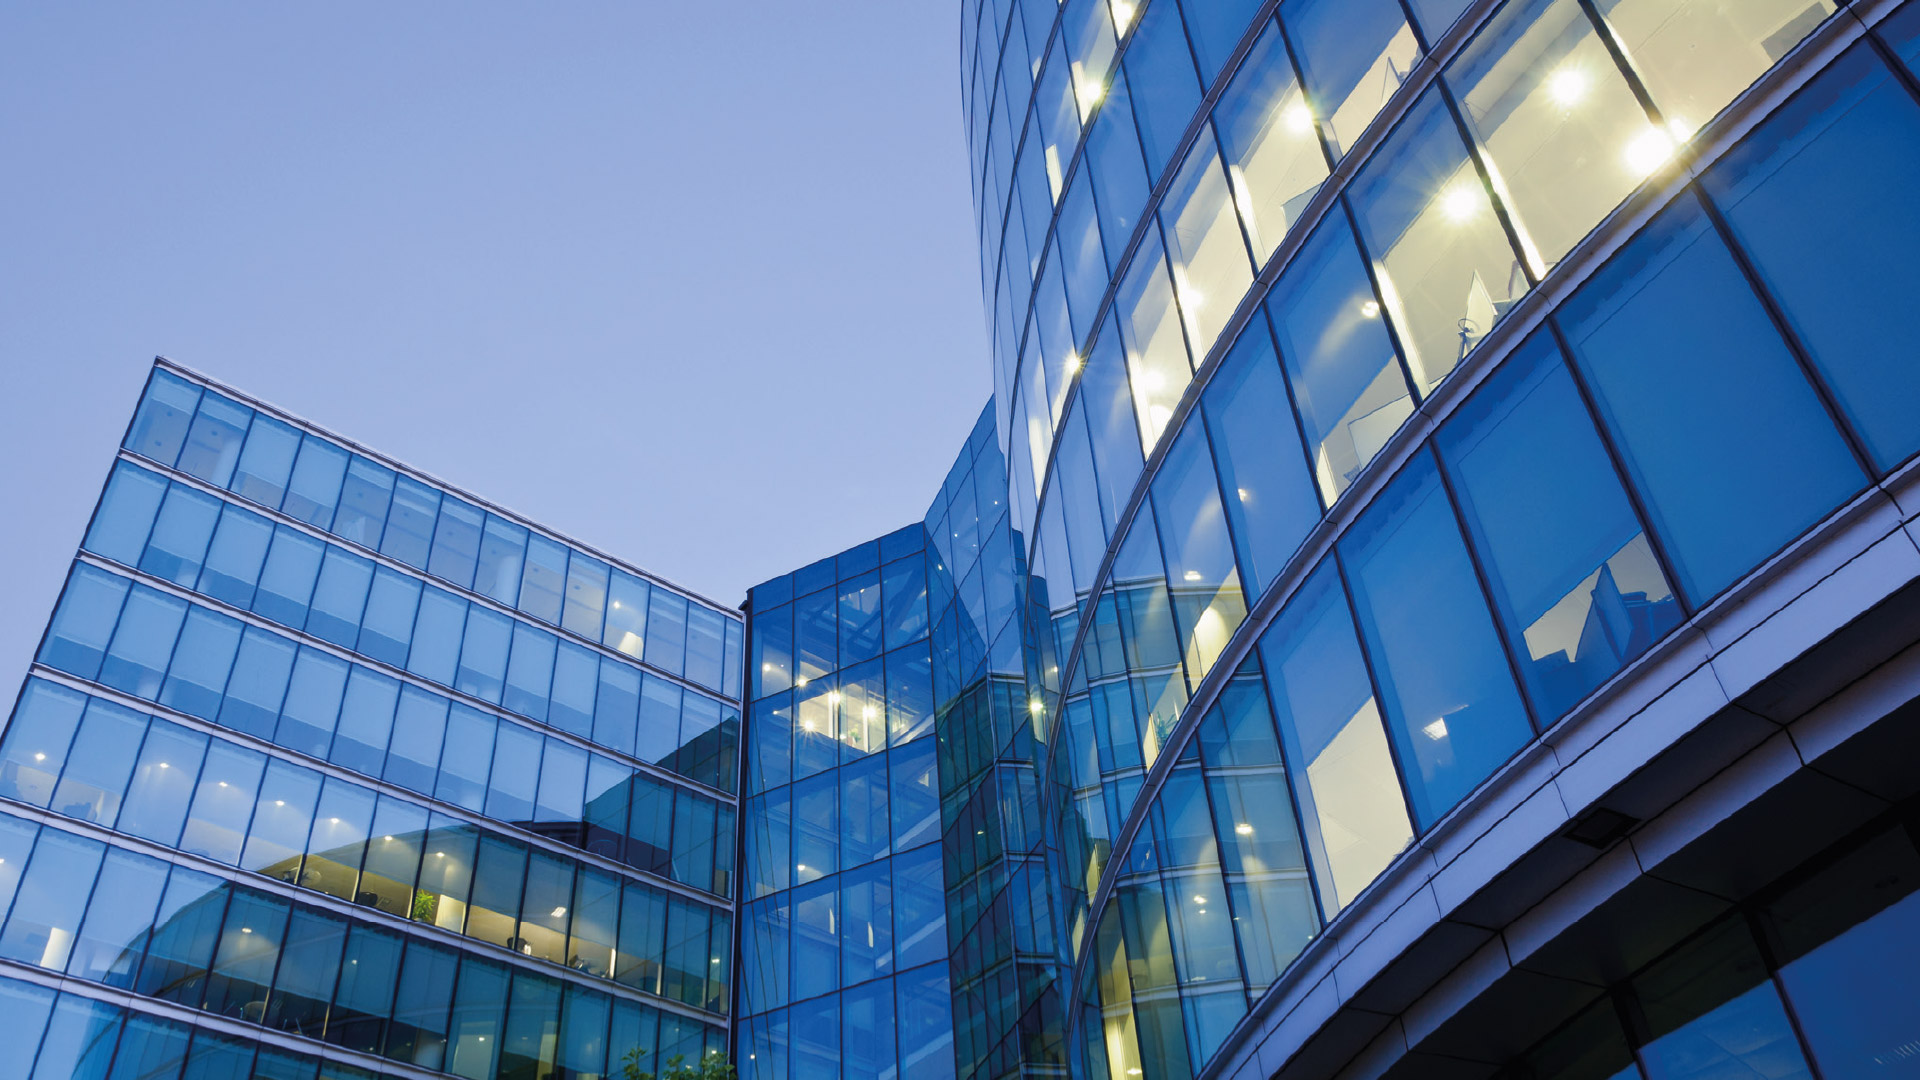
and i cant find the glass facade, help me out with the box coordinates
[9,1,1920,1078]
[5,365,737,1079]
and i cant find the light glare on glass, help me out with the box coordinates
[1548,66,1588,107]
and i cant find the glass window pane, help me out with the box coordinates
[283,434,350,529]
[1087,70,1152,276]
[0,680,86,808]
[328,923,401,1054]
[232,413,300,509]
[637,676,683,772]
[218,626,296,739]
[387,939,458,1069]
[333,456,395,549]
[120,718,206,845]
[535,738,587,833]
[1350,89,1527,392]
[1127,0,1205,179]
[100,584,187,700]
[456,606,513,704]
[1282,0,1422,157]
[550,642,600,739]
[244,758,321,879]
[1117,229,1193,451]
[31,994,124,1080]
[430,497,485,591]
[382,476,440,570]
[467,836,527,950]
[0,828,105,970]
[1439,333,1681,720]
[520,534,569,625]
[1702,46,1920,473]
[1339,450,1532,827]
[56,698,146,827]
[1162,130,1256,357]
[85,461,167,566]
[592,656,641,757]
[753,602,794,700]
[645,588,689,678]
[605,570,650,660]
[408,587,467,687]
[1268,213,1411,506]
[139,483,221,587]
[357,566,420,668]
[475,515,528,607]
[1449,0,1657,269]
[308,547,374,648]
[177,391,251,488]
[504,624,558,724]
[40,563,130,680]
[198,504,273,609]
[274,908,347,1038]
[1634,918,1813,1080]
[278,647,349,759]
[136,866,228,1005]
[1594,0,1833,136]
[517,851,573,965]
[1201,318,1320,597]
[181,738,266,864]
[1214,22,1327,264]
[616,884,667,993]
[333,667,397,778]
[384,686,447,795]
[126,369,202,467]
[308,777,376,902]
[255,527,325,630]
[1150,422,1247,685]
[563,551,611,641]
[1258,563,1412,918]
[69,847,169,987]
[447,956,509,1080]
[686,604,728,691]
[1558,191,1864,605]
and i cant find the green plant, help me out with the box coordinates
[615,1047,737,1080]
[411,890,438,923]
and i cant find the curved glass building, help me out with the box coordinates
[961,0,1920,1077]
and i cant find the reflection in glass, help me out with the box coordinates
[1350,90,1528,391]
[1593,0,1834,138]
[1117,230,1194,451]
[1282,0,1422,157]
[1213,21,1328,264]
[1257,563,1412,916]
[1438,333,1680,721]
[1149,424,1247,686]
[1449,0,1658,269]
[1268,215,1411,506]
[1162,131,1256,358]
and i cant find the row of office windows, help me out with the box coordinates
[122,369,742,698]
[738,841,951,1017]
[0,680,733,1004]
[0,808,727,1079]
[741,734,942,902]
[1039,29,1920,967]
[984,0,1866,586]
[737,961,958,1080]
[748,553,931,703]
[84,459,740,791]
[1055,31,1920,1072]
[0,979,388,1080]
[31,564,739,895]
[744,644,936,795]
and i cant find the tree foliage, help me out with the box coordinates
[616,1048,737,1080]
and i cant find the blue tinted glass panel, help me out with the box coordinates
[645,589,689,678]
[279,647,348,758]
[231,413,299,509]
[550,641,599,739]
[282,434,349,528]
[1087,71,1153,274]
[1269,214,1410,507]
[521,534,569,626]
[59,699,145,826]
[1179,0,1263,83]
[1202,318,1320,597]
[0,681,85,808]
[177,391,251,488]
[35,565,124,683]
[505,623,558,723]
[605,571,650,661]
[385,687,447,796]
[1702,46,1920,473]
[334,667,398,780]
[437,706,496,813]
[1281,0,1421,157]
[593,657,641,758]
[254,527,325,629]
[455,605,513,704]
[475,515,528,608]
[219,626,297,739]
[381,476,439,570]
[1559,192,1865,604]
[159,607,242,720]
[308,547,374,648]
[637,677,683,771]
[356,566,420,668]
[563,552,611,642]
[126,369,201,467]
[407,587,467,687]
[1126,0,1204,181]
[753,603,794,700]
[1339,450,1532,826]
[1438,333,1681,721]
[86,461,167,566]
[686,605,728,692]
[198,504,273,609]
[121,719,207,845]
[139,483,221,587]
[333,456,394,549]
[100,584,187,699]
[430,497,484,591]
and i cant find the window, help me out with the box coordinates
[1350,89,1528,391]
[85,461,166,565]
[1702,45,1920,472]
[283,435,350,529]
[1125,0,1205,179]
[475,515,528,607]
[1592,0,1834,136]
[1150,422,1246,684]
[1558,192,1865,604]
[1268,214,1410,507]
[40,563,130,681]
[1633,917,1813,1080]
[1117,229,1193,450]
[429,497,485,591]
[126,369,201,467]
[1257,562,1411,916]
[1201,317,1319,597]
[1448,0,1656,270]
[199,503,273,609]
[232,413,300,509]
[1162,131,1256,357]
[381,476,440,570]
[334,456,395,549]
[1437,332,1680,721]
[141,483,221,587]
[563,552,611,641]
[1281,0,1421,157]
[1339,451,1532,827]
[177,391,251,488]
[606,570,650,660]
[1212,21,1327,264]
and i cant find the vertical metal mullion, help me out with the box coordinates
[1433,77,1545,291]
[1742,906,1833,1080]
[1572,0,1669,127]
[1269,11,1344,175]
[1334,195,1426,413]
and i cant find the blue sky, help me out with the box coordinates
[0,3,989,668]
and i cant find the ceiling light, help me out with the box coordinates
[1235,823,1253,835]
[1547,66,1587,107]
[551,907,567,918]
[1284,101,1314,135]
[1624,126,1675,174]
[1184,570,1203,581]
[1440,182,1481,223]
[1423,718,1450,741]
[1360,299,1380,319]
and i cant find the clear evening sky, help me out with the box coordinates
[0,3,990,671]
